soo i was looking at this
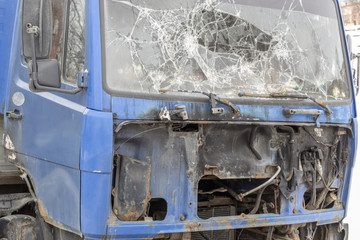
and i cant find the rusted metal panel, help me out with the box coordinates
[38,200,66,231]
[109,119,351,239]
[113,156,151,221]
[107,210,346,238]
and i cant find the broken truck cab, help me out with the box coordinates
[0,0,356,239]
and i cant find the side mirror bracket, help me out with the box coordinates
[26,23,82,94]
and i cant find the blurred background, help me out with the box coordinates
[340,0,360,239]
[341,0,360,56]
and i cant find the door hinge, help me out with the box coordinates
[78,70,89,88]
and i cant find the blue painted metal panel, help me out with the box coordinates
[80,109,113,173]
[14,153,81,234]
[3,0,87,233]
[7,75,86,169]
[86,0,111,111]
[5,0,87,169]
[78,109,113,238]
[0,0,18,114]
[111,97,352,124]
[107,210,345,239]
[81,171,112,238]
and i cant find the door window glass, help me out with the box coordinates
[50,0,85,84]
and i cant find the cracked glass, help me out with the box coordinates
[102,0,349,100]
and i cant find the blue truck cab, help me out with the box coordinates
[0,0,357,239]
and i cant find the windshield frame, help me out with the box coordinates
[99,0,353,106]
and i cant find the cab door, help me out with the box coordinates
[4,0,86,234]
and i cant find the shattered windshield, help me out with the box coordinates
[102,0,349,100]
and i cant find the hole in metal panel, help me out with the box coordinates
[147,198,167,221]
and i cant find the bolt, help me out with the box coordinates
[179,214,185,221]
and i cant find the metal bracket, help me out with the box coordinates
[77,70,89,88]
[210,93,224,115]
[26,23,39,37]
[6,110,22,120]
[204,165,218,175]
[159,106,189,121]
[171,105,189,121]
[283,109,323,127]
[159,107,171,121]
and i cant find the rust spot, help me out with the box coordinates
[122,208,140,221]
[184,221,198,232]
[239,213,261,225]
[107,211,120,226]
[37,200,65,230]
[217,220,233,230]
[335,130,347,135]
[332,214,341,222]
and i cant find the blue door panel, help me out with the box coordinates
[3,0,86,233]
[5,12,87,169]
[8,76,86,169]
[12,153,81,234]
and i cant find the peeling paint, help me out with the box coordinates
[4,134,16,160]
[107,212,120,226]
[37,200,66,230]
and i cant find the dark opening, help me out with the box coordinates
[147,198,167,221]
[197,176,280,220]
[0,184,28,194]
[303,188,338,210]
[172,123,199,132]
